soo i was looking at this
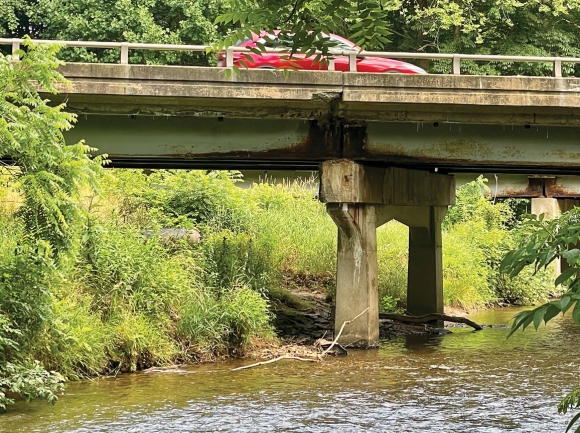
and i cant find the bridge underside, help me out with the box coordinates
[66,115,580,174]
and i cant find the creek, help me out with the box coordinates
[1,307,579,432]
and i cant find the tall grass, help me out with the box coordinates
[245,180,336,276]
[376,221,408,306]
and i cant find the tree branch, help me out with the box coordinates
[379,312,482,330]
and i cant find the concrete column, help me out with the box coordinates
[407,206,447,316]
[319,160,455,347]
[327,203,379,347]
[531,198,561,275]
[531,197,561,219]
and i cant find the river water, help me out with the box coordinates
[2,307,579,432]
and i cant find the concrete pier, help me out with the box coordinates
[320,160,455,347]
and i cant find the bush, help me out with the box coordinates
[0,360,64,410]
[246,181,336,276]
[177,284,272,354]
[32,294,111,379]
[443,222,497,309]
[200,229,278,294]
[108,311,177,372]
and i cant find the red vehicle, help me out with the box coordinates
[217,32,427,74]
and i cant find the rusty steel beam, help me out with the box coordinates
[67,114,580,175]
[355,122,580,174]
[66,115,340,169]
[453,174,580,198]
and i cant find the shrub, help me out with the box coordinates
[200,230,278,294]
[245,181,336,276]
[108,311,177,372]
[177,284,272,354]
[32,294,111,379]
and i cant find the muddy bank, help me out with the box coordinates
[270,289,478,342]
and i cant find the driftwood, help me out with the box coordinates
[231,308,369,371]
[320,307,369,356]
[231,355,318,371]
[379,312,483,331]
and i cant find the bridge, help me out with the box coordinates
[6,37,580,347]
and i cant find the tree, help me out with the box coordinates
[1,0,232,65]
[500,208,580,432]
[215,0,580,76]
[0,38,104,408]
[0,38,104,251]
[214,0,392,61]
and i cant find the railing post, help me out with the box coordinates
[349,52,357,72]
[328,57,335,71]
[452,54,461,75]
[226,47,234,67]
[553,57,562,78]
[11,38,20,61]
[120,42,129,65]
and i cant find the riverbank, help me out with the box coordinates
[0,169,560,410]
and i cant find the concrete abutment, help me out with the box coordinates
[320,160,455,347]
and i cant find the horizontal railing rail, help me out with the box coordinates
[2,37,580,77]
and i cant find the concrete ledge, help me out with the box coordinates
[50,64,580,123]
[58,64,344,85]
[343,73,580,92]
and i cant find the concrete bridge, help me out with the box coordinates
[37,59,580,347]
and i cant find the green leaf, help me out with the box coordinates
[533,306,547,330]
[573,301,580,325]
[562,249,580,266]
[566,412,580,433]
[544,304,561,323]
[560,296,574,312]
[556,267,579,286]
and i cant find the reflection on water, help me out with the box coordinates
[2,307,578,432]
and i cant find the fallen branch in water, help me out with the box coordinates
[379,312,482,331]
[231,355,317,371]
[232,308,370,371]
[320,307,369,358]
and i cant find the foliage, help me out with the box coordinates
[144,170,247,231]
[215,0,392,67]
[32,295,112,379]
[0,360,64,410]
[177,284,272,354]
[379,295,404,314]
[376,221,408,304]
[108,311,177,373]
[0,240,59,345]
[4,0,580,76]
[499,207,580,431]
[559,387,580,433]
[443,221,496,309]
[246,180,336,276]
[0,39,104,252]
[75,220,186,318]
[384,0,580,76]
[200,230,276,294]
[3,0,230,65]
[500,209,580,337]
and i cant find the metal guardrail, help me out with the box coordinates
[2,37,580,77]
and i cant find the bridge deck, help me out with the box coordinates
[48,64,580,173]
